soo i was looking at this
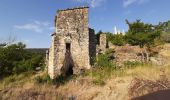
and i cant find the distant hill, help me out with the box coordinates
[25,48,49,54]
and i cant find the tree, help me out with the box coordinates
[0,43,6,48]
[0,42,26,75]
[125,19,161,62]
[0,42,44,76]
[157,20,170,43]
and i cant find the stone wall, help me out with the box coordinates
[48,7,93,79]
[96,33,107,54]
[89,28,96,65]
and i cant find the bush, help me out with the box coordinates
[96,49,116,69]
[97,54,113,68]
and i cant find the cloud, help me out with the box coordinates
[34,20,50,26]
[14,23,43,33]
[14,21,54,33]
[90,0,105,8]
[73,0,105,8]
[123,0,150,7]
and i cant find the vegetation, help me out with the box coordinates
[0,42,45,78]
[125,19,161,48]
[96,53,115,68]
[107,32,126,46]
[161,32,170,43]
[104,20,170,47]
[34,73,53,84]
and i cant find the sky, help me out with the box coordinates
[0,0,170,48]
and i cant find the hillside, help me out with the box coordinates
[0,44,170,100]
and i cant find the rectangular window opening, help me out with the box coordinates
[66,43,71,52]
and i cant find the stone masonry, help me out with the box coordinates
[96,33,107,54]
[47,7,96,79]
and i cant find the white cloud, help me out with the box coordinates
[73,0,105,8]
[123,0,150,7]
[15,23,42,33]
[34,20,50,26]
[14,21,54,33]
[90,0,105,8]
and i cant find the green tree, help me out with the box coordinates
[157,20,170,43]
[0,42,45,76]
[125,19,161,62]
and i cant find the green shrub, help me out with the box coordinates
[96,54,115,68]
[96,49,116,69]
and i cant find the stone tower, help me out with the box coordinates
[48,7,96,79]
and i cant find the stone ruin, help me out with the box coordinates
[96,33,107,54]
[46,7,105,79]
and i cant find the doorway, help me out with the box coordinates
[66,43,71,52]
[61,43,73,76]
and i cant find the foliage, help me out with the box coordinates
[105,32,126,46]
[0,43,6,48]
[92,49,116,85]
[0,42,45,77]
[125,19,161,48]
[97,54,112,68]
[96,31,126,46]
[96,49,116,68]
[157,20,170,33]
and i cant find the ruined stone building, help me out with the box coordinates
[47,7,97,79]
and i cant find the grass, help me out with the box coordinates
[0,71,35,90]
[0,64,170,100]
[84,61,170,86]
[1,44,170,99]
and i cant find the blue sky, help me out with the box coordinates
[0,0,170,48]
